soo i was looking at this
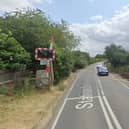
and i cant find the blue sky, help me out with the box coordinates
[37,0,129,23]
[1,0,129,56]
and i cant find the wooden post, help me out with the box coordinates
[50,61,54,87]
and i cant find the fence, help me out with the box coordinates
[0,70,30,85]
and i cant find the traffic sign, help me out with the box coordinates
[35,48,55,61]
[40,60,49,65]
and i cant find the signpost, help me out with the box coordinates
[49,36,54,88]
[35,36,55,89]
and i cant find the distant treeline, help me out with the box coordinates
[95,44,129,78]
[104,44,129,78]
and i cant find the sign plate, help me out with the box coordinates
[40,60,49,65]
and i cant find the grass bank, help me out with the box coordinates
[0,72,77,129]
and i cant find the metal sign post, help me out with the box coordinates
[35,36,55,89]
[49,36,54,88]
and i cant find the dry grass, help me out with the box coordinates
[0,73,76,129]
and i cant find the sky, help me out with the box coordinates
[1,0,129,56]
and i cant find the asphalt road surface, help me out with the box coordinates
[48,64,129,129]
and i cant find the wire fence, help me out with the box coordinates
[0,70,31,85]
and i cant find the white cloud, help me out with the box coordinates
[70,4,129,56]
[0,0,54,11]
[0,0,31,11]
[90,15,104,22]
[30,0,54,4]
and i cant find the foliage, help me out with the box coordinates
[104,44,129,67]
[104,44,129,79]
[0,9,79,56]
[53,46,73,83]
[72,50,90,71]
[95,54,106,62]
[0,31,31,70]
[0,8,91,83]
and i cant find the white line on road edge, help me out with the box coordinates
[97,85,114,129]
[119,81,129,90]
[98,78,123,129]
[51,74,80,129]
[110,74,129,90]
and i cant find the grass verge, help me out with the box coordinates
[0,72,76,129]
[107,64,129,80]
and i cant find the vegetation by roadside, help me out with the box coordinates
[106,63,129,80]
[104,44,129,80]
[0,8,91,84]
[0,72,77,129]
[0,8,91,129]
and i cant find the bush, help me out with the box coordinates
[53,49,73,83]
[0,32,31,71]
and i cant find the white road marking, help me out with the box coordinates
[98,95,114,129]
[98,78,123,129]
[82,86,93,97]
[118,81,129,90]
[67,96,99,101]
[74,85,95,110]
[75,102,93,110]
[111,74,129,90]
[94,67,114,129]
[81,96,99,99]
[67,97,82,100]
[97,83,114,129]
[51,74,80,129]
[103,96,122,129]
[75,96,94,110]
[98,79,105,96]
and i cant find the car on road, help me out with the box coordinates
[97,66,109,76]
[96,63,103,70]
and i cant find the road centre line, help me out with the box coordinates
[97,78,122,129]
[51,74,80,129]
[103,96,122,129]
[98,79,105,96]
[94,66,114,129]
[98,90,114,129]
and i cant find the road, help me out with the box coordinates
[48,64,129,129]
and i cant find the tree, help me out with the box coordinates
[0,31,31,70]
[0,8,88,83]
[104,44,129,67]
[72,50,90,71]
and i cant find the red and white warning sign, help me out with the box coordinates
[35,48,55,61]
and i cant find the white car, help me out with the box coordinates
[96,63,103,70]
[97,66,109,76]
